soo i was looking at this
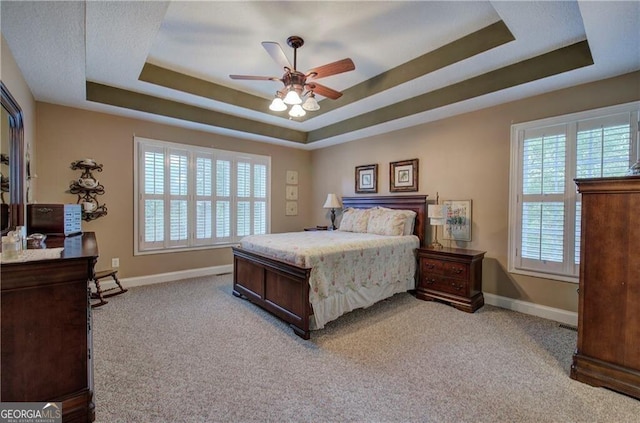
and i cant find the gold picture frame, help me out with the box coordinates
[390,159,419,192]
[355,164,378,193]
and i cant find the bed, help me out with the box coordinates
[232,195,427,339]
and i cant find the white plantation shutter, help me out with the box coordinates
[510,104,638,281]
[236,161,251,237]
[168,150,189,247]
[215,159,231,240]
[518,126,567,274]
[135,137,270,254]
[576,115,632,179]
[141,146,165,250]
[194,154,213,245]
[254,164,267,235]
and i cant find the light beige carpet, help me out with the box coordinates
[92,274,640,422]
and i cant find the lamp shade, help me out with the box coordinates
[428,204,446,219]
[323,193,342,209]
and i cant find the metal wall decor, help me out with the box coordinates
[69,159,107,221]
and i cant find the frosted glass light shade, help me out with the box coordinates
[288,104,306,117]
[283,89,302,105]
[302,94,320,111]
[269,97,287,111]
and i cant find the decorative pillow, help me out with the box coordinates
[376,207,417,235]
[366,209,408,236]
[338,208,370,233]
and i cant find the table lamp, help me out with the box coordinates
[428,192,446,249]
[323,193,342,230]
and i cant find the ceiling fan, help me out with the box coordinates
[230,36,355,117]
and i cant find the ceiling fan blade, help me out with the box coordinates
[306,58,355,79]
[262,41,292,71]
[229,75,281,81]
[307,82,343,100]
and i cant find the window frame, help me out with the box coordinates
[134,136,271,255]
[508,102,639,283]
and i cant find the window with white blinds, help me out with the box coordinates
[134,137,270,254]
[509,103,639,281]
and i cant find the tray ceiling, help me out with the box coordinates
[2,1,638,149]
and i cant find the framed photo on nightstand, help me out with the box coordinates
[443,200,472,241]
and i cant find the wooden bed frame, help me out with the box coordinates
[232,195,427,339]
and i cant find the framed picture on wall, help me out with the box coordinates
[443,200,472,241]
[389,159,418,192]
[355,164,378,193]
[286,170,298,185]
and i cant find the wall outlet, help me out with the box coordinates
[111,258,120,268]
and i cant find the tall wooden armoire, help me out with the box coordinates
[571,176,640,399]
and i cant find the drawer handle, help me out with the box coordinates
[426,278,435,285]
[451,282,462,291]
[452,267,463,274]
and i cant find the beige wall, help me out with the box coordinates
[35,103,312,277]
[311,71,640,313]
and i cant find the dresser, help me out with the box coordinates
[571,176,640,399]
[1,232,98,422]
[416,246,485,312]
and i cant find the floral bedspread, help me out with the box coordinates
[240,231,419,328]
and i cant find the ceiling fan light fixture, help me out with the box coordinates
[269,96,287,111]
[302,92,320,111]
[283,89,302,105]
[289,104,306,118]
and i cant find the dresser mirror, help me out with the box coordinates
[1,82,25,234]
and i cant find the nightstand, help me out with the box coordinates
[416,246,485,313]
[304,226,328,231]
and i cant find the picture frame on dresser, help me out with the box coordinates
[443,200,472,241]
[390,159,418,192]
[355,164,378,193]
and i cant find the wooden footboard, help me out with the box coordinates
[232,246,313,339]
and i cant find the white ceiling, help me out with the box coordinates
[1,1,639,150]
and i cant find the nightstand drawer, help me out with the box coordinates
[443,262,468,280]
[420,258,445,275]
[421,275,467,296]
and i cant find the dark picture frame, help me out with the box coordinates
[355,164,378,193]
[390,159,419,192]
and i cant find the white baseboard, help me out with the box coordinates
[96,268,578,327]
[484,293,578,327]
[95,264,233,291]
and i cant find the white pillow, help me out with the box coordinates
[376,207,417,235]
[366,209,407,236]
[338,208,370,233]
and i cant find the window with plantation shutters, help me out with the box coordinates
[134,137,270,254]
[509,103,638,281]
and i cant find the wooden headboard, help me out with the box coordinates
[341,195,428,247]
